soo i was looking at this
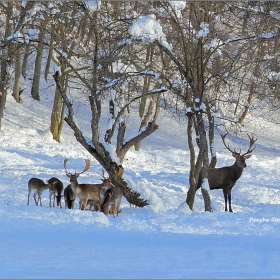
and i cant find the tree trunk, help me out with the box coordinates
[116,120,159,163]
[238,43,263,124]
[186,113,196,210]
[50,86,66,142]
[135,95,156,151]
[21,43,30,80]
[0,2,12,130]
[194,35,212,212]
[207,101,217,168]
[238,81,255,124]
[196,114,212,212]
[44,36,53,82]
[12,49,21,103]
[31,28,45,101]
[135,46,155,151]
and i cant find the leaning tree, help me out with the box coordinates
[52,2,169,207]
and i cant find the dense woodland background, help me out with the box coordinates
[1,1,280,210]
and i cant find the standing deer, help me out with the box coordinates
[82,169,113,211]
[101,186,123,217]
[27,178,51,206]
[63,159,112,211]
[197,133,257,213]
[64,184,76,209]
[48,177,64,209]
[99,169,113,206]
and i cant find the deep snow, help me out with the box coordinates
[1,91,280,279]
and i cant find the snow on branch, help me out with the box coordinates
[129,14,172,51]
[197,22,209,38]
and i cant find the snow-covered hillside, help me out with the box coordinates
[1,91,280,278]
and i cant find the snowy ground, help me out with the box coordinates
[1,92,280,279]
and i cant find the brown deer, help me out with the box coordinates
[79,199,99,211]
[197,133,257,213]
[63,159,112,211]
[64,184,76,209]
[27,178,51,206]
[47,177,64,209]
[99,169,113,207]
[101,186,123,217]
[84,173,113,211]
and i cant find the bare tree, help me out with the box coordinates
[50,2,166,207]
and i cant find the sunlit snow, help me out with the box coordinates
[1,84,280,278]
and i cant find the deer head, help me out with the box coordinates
[100,168,112,187]
[64,158,91,182]
[221,133,257,168]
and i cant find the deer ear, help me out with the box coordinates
[244,154,251,159]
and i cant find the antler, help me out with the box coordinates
[221,133,240,155]
[242,133,257,156]
[76,159,91,176]
[64,158,71,175]
[221,133,257,156]
[63,158,90,176]
[101,168,107,179]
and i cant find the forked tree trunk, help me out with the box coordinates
[194,101,212,212]
[53,71,148,207]
[116,119,159,163]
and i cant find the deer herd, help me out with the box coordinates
[26,134,257,214]
[27,158,123,217]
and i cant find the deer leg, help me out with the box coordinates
[71,200,75,209]
[38,193,42,206]
[116,206,120,217]
[33,192,38,206]
[49,193,52,207]
[223,188,228,211]
[27,190,31,205]
[103,204,109,216]
[113,205,118,217]
[82,198,88,211]
[78,199,82,209]
[228,188,233,213]
[112,205,115,218]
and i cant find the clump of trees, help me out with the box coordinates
[0,1,279,210]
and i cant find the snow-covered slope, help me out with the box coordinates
[1,92,280,278]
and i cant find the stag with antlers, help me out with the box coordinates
[197,133,257,212]
[63,159,112,211]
